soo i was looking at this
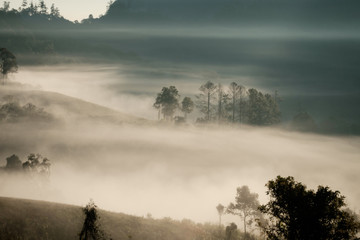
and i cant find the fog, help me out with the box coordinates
[0,71,359,225]
[0,120,359,224]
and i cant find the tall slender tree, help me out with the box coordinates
[216,204,225,226]
[237,85,245,124]
[227,186,260,238]
[196,81,217,122]
[228,82,240,123]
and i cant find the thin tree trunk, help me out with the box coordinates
[232,96,235,122]
[244,215,247,239]
[239,96,242,124]
[207,92,210,121]
[218,93,222,123]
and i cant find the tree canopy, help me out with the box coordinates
[260,176,360,240]
[181,96,194,119]
[153,86,180,120]
[227,186,260,236]
[0,48,18,83]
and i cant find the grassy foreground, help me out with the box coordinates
[0,197,217,240]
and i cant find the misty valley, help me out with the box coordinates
[0,0,360,240]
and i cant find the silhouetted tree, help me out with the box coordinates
[217,83,230,122]
[0,48,18,84]
[1,1,10,12]
[5,154,22,171]
[28,2,37,15]
[260,176,360,240]
[39,0,47,15]
[154,86,180,121]
[181,97,194,120]
[82,14,94,24]
[79,200,106,240]
[237,85,246,124]
[50,4,60,18]
[196,81,217,122]
[22,153,51,177]
[227,185,260,237]
[225,223,237,240]
[228,82,240,123]
[21,0,28,9]
[216,204,225,226]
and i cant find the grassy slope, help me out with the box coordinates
[0,197,213,240]
[0,86,149,125]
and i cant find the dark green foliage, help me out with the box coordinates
[79,200,106,240]
[194,82,281,126]
[0,48,18,81]
[196,81,217,122]
[154,86,180,120]
[260,176,360,240]
[181,97,194,119]
[247,88,280,126]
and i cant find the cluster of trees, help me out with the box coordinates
[154,82,281,126]
[1,153,51,178]
[0,96,53,122]
[0,0,61,19]
[217,177,360,240]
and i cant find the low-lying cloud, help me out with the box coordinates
[0,121,359,224]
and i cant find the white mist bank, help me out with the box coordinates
[0,122,359,224]
[1,64,359,226]
[13,65,194,120]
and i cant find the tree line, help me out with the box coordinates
[154,81,281,126]
[1,0,61,18]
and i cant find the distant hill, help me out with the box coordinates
[0,197,217,240]
[0,87,148,125]
[101,0,360,28]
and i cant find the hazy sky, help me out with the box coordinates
[9,0,108,21]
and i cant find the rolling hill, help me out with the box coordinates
[0,86,149,125]
[0,197,217,240]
